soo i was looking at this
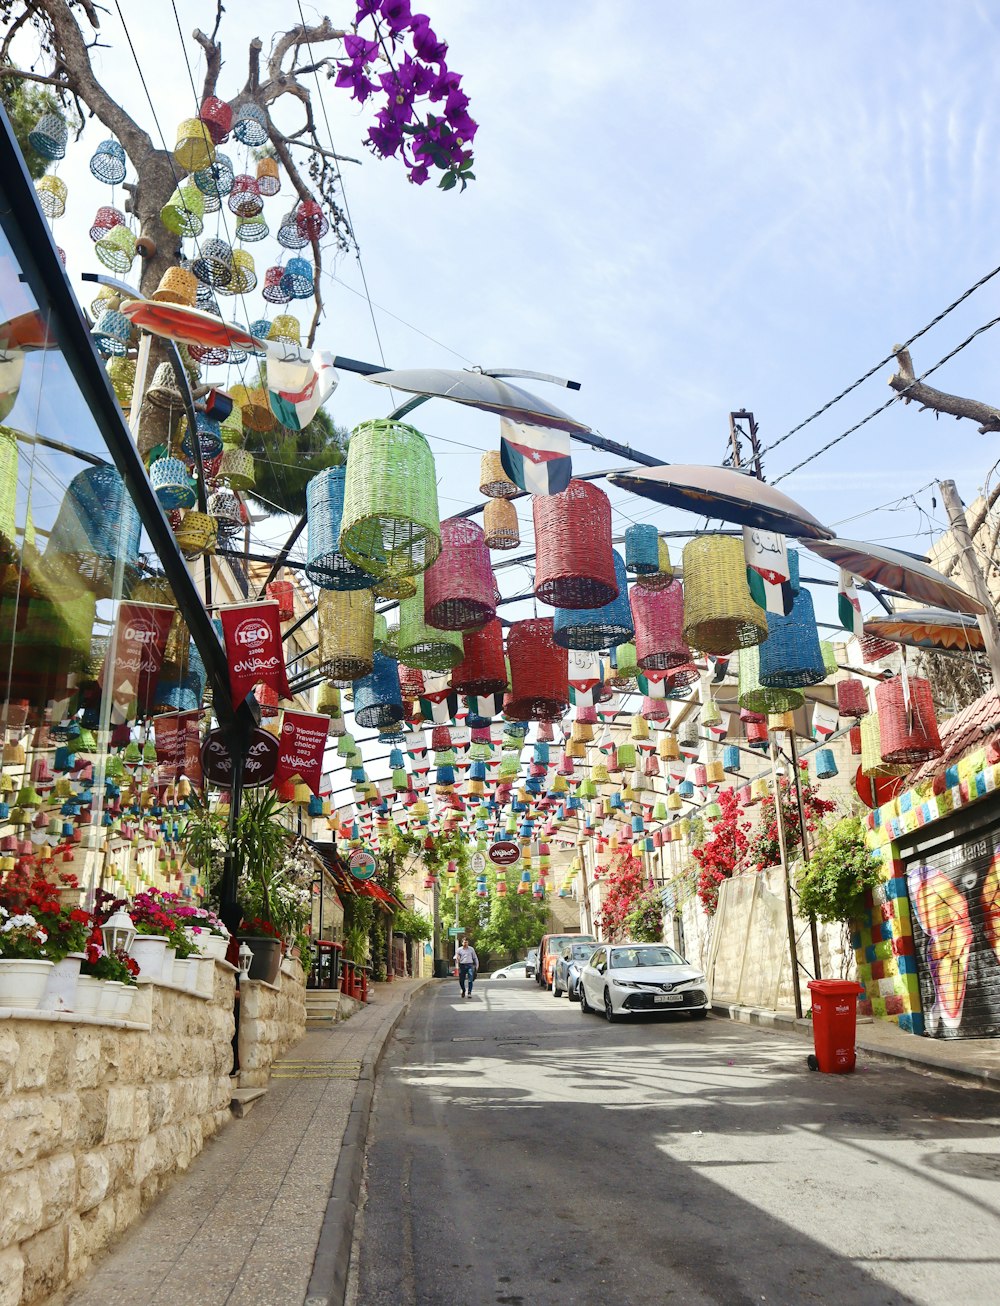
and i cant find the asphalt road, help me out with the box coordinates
[350,976,1000,1306]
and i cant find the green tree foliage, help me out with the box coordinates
[0,77,75,180]
[796,813,883,923]
[393,906,432,942]
[477,870,547,965]
[624,891,665,942]
[247,406,349,517]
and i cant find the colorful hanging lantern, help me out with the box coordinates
[296,199,329,240]
[814,748,838,779]
[624,522,661,576]
[723,744,741,773]
[43,465,141,598]
[875,676,942,765]
[479,449,519,499]
[483,498,519,550]
[231,101,269,146]
[89,206,125,242]
[451,618,508,696]
[219,249,257,295]
[738,646,804,715]
[682,535,767,655]
[758,588,827,689]
[194,152,235,205]
[553,550,633,650]
[630,579,689,670]
[340,420,441,581]
[353,652,404,730]
[229,174,264,217]
[317,588,375,680]
[304,464,377,591]
[423,518,495,631]
[191,238,235,289]
[858,631,897,664]
[35,175,68,218]
[160,185,205,238]
[505,619,568,721]
[94,225,137,273]
[256,155,281,195]
[198,96,232,143]
[277,207,310,250]
[836,677,868,718]
[266,580,296,623]
[149,457,196,510]
[90,309,132,357]
[173,117,215,171]
[28,113,68,161]
[860,713,907,778]
[280,257,314,299]
[534,480,616,609]
[396,574,464,672]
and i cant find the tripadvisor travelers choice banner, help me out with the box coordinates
[99,601,174,722]
[274,709,329,794]
[153,709,202,784]
[219,601,292,707]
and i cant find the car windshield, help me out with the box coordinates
[610,946,684,969]
[568,944,594,960]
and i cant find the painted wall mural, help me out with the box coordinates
[906,831,1000,1039]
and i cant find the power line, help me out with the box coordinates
[761,260,1000,458]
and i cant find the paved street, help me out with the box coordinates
[353,979,1000,1306]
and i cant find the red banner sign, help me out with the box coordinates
[153,710,202,784]
[99,601,175,722]
[273,709,329,795]
[219,601,291,708]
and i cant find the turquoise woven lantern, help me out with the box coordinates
[28,113,67,161]
[305,465,377,590]
[814,748,838,779]
[625,523,660,575]
[89,139,127,184]
[758,588,826,690]
[553,551,634,651]
[737,646,804,715]
[43,466,141,598]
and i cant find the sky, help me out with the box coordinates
[24,0,1000,631]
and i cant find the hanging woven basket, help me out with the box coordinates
[90,310,132,358]
[373,574,417,602]
[262,264,293,305]
[173,118,216,172]
[266,580,295,623]
[860,713,909,778]
[340,420,441,581]
[858,631,898,664]
[396,574,464,672]
[218,249,257,296]
[150,265,198,307]
[198,96,232,143]
[149,456,196,510]
[89,207,124,242]
[256,156,281,196]
[277,208,310,250]
[191,238,234,289]
[630,579,689,670]
[353,652,404,731]
[280,257,314,300]
[43,465,142,599]
[173,510,218,559]
[305,465,377,591]
[624,523,661,575]
[737,645,804,715]
[504,619,568,721]
[683,535,767,654]
[228,384,274,433]
[231,101,269,147]
[875,675,943,765]
[479,450,519,499]
[423,518,496,631]
[836,677,868,718]
[160,185,205,238]
[228,174,264,217]
[218,448,255,491]
[194,153,234,203]
[484,498,519,550]
[758,588,827,689]
[533,479,617,610]
[318,588,375,681]
[28,113,68,161]
[94,226,137,274]
[35,175,68,218]
[553,550,633,650]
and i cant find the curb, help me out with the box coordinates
[305,979,434,1306]
[713,1001,1000,1091]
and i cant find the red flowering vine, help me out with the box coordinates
[691,789,750,916]
[595,851,648,942]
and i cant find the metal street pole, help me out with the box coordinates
[938,479,1000,690]
[769,738,803,1019]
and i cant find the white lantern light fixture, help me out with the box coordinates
[101,908,136,955]
[238,940,254,977]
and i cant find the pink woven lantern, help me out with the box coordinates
[89,206,125,242]
[199,97,232,143]
[875,676,942,765]
[266,580,295,622]
[858,631,897,664]
[837,677,868,718]
[450,618,507,696]
[631,580,689,670]
[229,175,263,217]
[641,695,671,723]
[296,199,329,240]
[533,480,617,610]
[398,665,425,699]
[504,618,568,721]
[423,518,496,631]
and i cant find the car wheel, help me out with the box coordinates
[604,989,618,1023]
[580,984,592,1014]
[689,1008,708,1020]
[569,982,580,1002]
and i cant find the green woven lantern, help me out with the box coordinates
[616,742,637,769]
[340,420,441,581]
[737,645,804,715]
[396,573,463,672]
[820,640,838,676]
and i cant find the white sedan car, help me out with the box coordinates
[490,960,532,981]
[579,943,709,1022]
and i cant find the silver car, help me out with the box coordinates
[551,941,600,1000]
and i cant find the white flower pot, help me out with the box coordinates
[74,975,102,1016]
[129,934,170,982]
[97,980,123,1017]
[41,953,84,1012]
[160,946,176,984]
[193,954,216,997]
[171,957,196,991]
[0,958,54,1010]
[203,933,230,962]
[114,984,136,1020]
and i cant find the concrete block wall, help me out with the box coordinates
[0,965,236,1306]
[237,958,307,1089]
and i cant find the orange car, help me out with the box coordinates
[535,932,596,988]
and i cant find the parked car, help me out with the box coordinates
[525,948,538,979]
[491,960,532,981]
[536,933,596,988]
[552,941,600,1000]
[578,943,708,1022]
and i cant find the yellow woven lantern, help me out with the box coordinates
[318,588,375,680]
[173,117,216,172]
[767,711,794,732]
[479,450,518,499]
[682,534,767,655]
[229,384,275,433]
[860,712,908,778]
[658,734,679,760]
[630,714,650,742]
[570,720,594,743]
[566,738,586,759]
[484,497,519,550]
[173,510,217,558]
[373,574,417,601]
[36,174,68,218]
[706,759,724,784]
[150,266,198,306]
[218,448,255,490]
[268,314,301,344]
[591,762,610,784]
[666,792,683,811]
[220,249,257,296]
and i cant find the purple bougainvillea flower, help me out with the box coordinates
[429,68,462,102]
[344,34,380,62]
[355,1,383,20]
[368,122,405,157]
[408,163,430,185]
[410,15,448,63]
[380,0,413,34]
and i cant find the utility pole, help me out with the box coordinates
[786,728,822,981]
[938,480,1000,690]
[729,410,763,479]
[769,738,803,1019]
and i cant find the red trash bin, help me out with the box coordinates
[807,980,864,1073]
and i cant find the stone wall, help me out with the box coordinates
[237,957,307,1089]
[0,964,236,1306]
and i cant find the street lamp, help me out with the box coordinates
[100,908,135,956]
[238,940,254,978]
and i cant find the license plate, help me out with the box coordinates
[655,993,683,1004]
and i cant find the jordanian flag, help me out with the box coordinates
[499,417,572,496]
[265,347,338,432]
[838,569,864,638]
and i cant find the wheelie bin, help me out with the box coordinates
[806,980,864,1073]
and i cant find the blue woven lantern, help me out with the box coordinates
[436,765,456,786]
[758,588,826,689]
[352,653,403,730]
[89,138,127,184]
[181,413,223,461]
[678,779,694,798]
[553,551,634,650]
[152,675,200,713]
[814,748,838,779]
[150,457,196,510]
[625,523,659,575]
[194,154,234,211]
[305,465,377,590]
[232,101,268,146]
[28,113,68,160]
[281,257,314,299]
[91,309,132,357]
[788,547,800,595]
[44,465,141,598]
[248,317,272,339]
[722,744,741,774]
[533,742,550,765]
[308,795,325,817]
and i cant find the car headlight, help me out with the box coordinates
[612,979,639,988]
[687,975,706,986]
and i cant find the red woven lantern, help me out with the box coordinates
[262,264,292,305]
[450,618,507,696]
[398,665,425,698]
[836,677,868,718]
[296,199,329,240]
[631,581,689,670]
[229,175,263,218]
[266,580,295,622]
[431,725,452,751]
[423,518,495,631]
[849,724,863,754]
[745,719,768,747]
[89,206,124,242]
[665,663,700,693]
[504,618,568,721]
[875,675,942,764]
[533,480,616,610]
[256,683,280,717]
[858,632,897,664]
[199,96,232,143]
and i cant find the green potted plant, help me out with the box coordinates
[796,812,883,973]
[0,904,53,1009]
[233,790,292,984]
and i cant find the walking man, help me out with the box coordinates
[455,937,479,999]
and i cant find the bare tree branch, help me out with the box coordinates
[193,4,224,102]
[890,345,1000,434]
[0,65,72,88]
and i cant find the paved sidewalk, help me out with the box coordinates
[60,978,433,1306]
[714,1000,1000,1087]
